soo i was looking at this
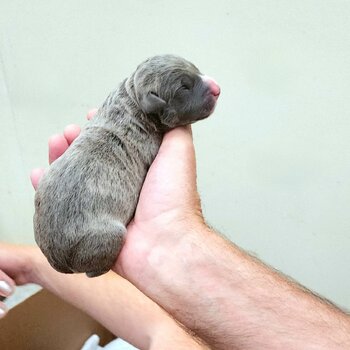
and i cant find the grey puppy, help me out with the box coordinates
[34,55,220,277]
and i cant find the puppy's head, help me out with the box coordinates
[133,55,220,128]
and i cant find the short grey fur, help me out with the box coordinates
[34,55,218,277]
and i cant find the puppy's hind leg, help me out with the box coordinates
[70,219,126,278]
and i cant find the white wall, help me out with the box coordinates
[1,1,349,308]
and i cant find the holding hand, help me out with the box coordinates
[30,109,204,286]
[0,244,40,318]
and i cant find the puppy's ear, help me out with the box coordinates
[140,92,166,115]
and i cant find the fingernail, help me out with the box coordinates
[0,281,13,295]
[0,306,7,317]
[87,108,98,120]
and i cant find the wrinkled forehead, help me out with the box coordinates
[134,55,200,82]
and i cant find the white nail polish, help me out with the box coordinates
[0,281,12,294]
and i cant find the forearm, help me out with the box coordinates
[30,250,206,350]
[127,223,350,350]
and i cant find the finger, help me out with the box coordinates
[64,124,81,145]
[86,108,98,120]
[0,301,8,319]
[48,134,69,164]
[0,271,15,298]
[30,168,45,190]
[161,126,195,157]
[152,126,197,193]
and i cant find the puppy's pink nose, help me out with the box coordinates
[209,80,221,97]
[201,75,221,97]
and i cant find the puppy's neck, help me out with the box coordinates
[124,75,138,106]
[124,75,164,133]
[92,77,163,136]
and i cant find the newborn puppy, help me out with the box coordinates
[34,55,220,277]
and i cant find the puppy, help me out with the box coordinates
[34,55,220,277]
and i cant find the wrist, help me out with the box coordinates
[124,218,211,296]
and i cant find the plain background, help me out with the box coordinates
[0,1,349,309]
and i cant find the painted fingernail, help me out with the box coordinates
[0,306,7,317]
[0,281,13,295]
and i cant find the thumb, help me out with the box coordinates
[144,125,199,210]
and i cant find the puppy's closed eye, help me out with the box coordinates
[180,77,193,91]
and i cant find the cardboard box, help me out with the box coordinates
[0,289,115,350]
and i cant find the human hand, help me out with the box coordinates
[30,109,205,288]
[0,244,42,318]
[0,243,208,350]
